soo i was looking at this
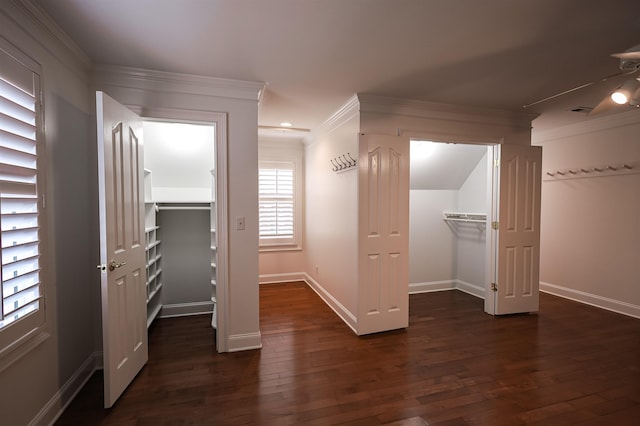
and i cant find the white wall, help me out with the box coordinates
[456,152,488,295]
[304,108,360,329]
[409,190,458,288]
[143,121,215,202]
[533,111,640,318]
[0,3,96,425]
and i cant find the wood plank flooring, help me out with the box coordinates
[56,282,640,425]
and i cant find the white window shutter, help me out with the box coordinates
[0,63,42,329]
[259,164,295,243]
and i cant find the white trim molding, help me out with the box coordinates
[532,109,640,143]
[303,274,358,333]
[408,280,485,299]
[456,280,486,299]
[93,64,265,101]
[160,302,214,319]
[30,351,101,426]
[409,280,456,294]
[259,272,308,284]
[313,94,360,138]
[227,332,262,352]
[357,93,538,129]
[540,281,640,319]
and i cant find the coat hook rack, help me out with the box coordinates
[545,163,636,181]
[331,152,357,173]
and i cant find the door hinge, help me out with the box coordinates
[491,282,497,292]
[494,159,500,168]
[492,221,499,230]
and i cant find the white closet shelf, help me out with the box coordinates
[146,240,161,250]
[147,282,163,301]
[147,302,162,328]
[147,269,162,283]
[443,212,487,223]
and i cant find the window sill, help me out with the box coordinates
[0,326,50,374]
[259,245,302,253]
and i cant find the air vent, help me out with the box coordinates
[569,106,593,113]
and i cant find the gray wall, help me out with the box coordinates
[0,3,97,425]
[158,209,212,305]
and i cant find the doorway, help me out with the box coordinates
[141,121,218,331]
[408,140,492,305]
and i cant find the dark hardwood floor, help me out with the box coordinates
[56,282,640,425]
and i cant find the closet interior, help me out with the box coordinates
[409,141,491,300]
[142,121,217,328]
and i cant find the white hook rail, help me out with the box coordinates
[545,163,637,181]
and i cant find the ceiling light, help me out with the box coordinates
[611,79,640,104]
[280,122,293,127]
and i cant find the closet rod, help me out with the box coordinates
[157,206,211,211]
[443,217,486,224]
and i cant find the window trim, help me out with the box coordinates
[0,37,49,372]
[258,140,303,252]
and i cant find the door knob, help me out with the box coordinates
[108,260,127,271]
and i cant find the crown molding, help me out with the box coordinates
[313,94,360,137]
[357,93,538,129]
[93,64,265,102]
[532,109,640,143]
[9,0,92,70]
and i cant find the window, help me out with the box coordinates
[259,162,295,244]
[258,141,303,250]
[0,40,47,366]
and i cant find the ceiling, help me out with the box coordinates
[410,142,487,190]
[35,0,640,133]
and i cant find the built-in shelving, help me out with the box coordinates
[144,169,163,328]
[210,169,217,329]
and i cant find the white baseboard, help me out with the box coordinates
[227,332,262,352]
[259,272,307,284]
[32,351,100,426]
[456,280,485,299]
[159,301,214,318]
[540,281,640,319]
[303,273,358,334]
[409,280,456,294]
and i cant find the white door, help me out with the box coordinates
[357,134,410,335]
[97,91,148,408]
[489,144,542,315]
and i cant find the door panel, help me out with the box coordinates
[97,91,148,408]
[494,144,542,315]
[358,134,409,335]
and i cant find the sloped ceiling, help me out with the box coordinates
[34,0,640,132]
[410,142,487,190]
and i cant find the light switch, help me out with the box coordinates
[236,216,245,230]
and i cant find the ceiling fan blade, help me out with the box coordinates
[589,96,618,116]
[611,43,640,60]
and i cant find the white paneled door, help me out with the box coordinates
[96,92,148,408]
[491,144,542,315]
[357,134,410,335]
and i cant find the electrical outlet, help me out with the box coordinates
[236,216,245,230]
[315,265,319,275]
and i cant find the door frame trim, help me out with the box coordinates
[129,106,229,352]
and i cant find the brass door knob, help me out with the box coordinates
[108,260,127,271]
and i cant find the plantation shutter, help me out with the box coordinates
[259,162,294,244]
[0,49,42,330]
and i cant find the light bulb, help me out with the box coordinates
[611,91,628,104]
[610,79,640,105]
